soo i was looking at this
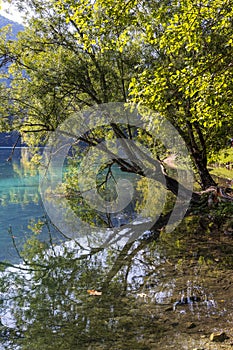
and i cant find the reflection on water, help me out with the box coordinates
[0,219,232,350]
[0,148,232,349]
[0,148,44,261]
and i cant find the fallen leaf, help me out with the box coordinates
[137,293,147,298]
[87,289,102,296]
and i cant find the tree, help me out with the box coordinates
[0,0,197,236]
[128,0,233,189]
[1,0,233,228]
[0,0,141,141]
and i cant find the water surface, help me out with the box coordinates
[0,147,43,261]
[0,147,232,349]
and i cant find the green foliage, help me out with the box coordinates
[1,0,232,192]
[0,0,142,147]
[210,147,233,164]
[208,148,233,181]
[128,0,233,186]
[1,0,231,188]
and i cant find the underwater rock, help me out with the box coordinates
[173,295,201,310]
[186,322,196,329]
[210,332,229,342]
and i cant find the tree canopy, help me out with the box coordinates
[0,0,233,191]
[129,0,233,187]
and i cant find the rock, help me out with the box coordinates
[171,322,179,327]
[210,332,229,342]
[165,306,173,312]
[173,295,201,309]
[186,322,196,329]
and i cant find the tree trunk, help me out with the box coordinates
[185,120,216,190]
[192,153,217,189]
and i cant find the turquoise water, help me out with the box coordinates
[0,148,43,262]
[0,147,139,262]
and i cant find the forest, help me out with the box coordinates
[0,0,233,349]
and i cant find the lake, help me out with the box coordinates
[0,147,54,262]
[0,147,233,349]
[0,145,145,261]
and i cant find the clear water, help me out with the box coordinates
[0,148,233,350]
[0,147,43,261]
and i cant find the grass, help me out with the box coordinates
[209,167,233,180]
[208,148,233,182]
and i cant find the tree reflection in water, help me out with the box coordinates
[0,214,233,350]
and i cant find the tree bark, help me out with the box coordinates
[185,120,216,189]
[192,153,217,189]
